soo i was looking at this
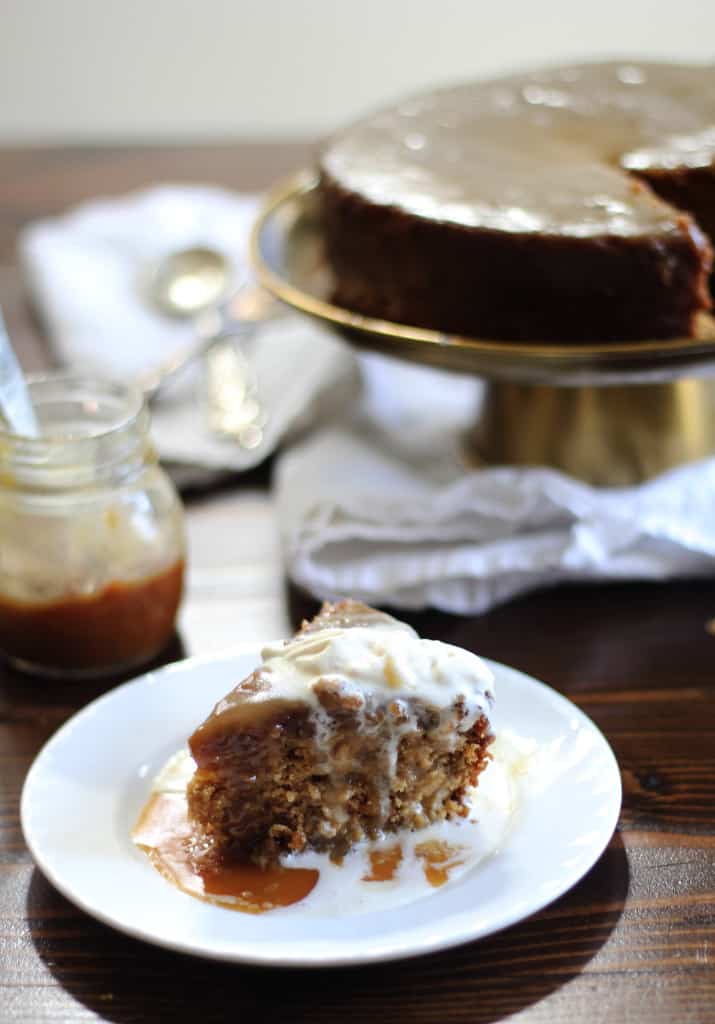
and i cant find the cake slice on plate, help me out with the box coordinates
[187,600,495,867]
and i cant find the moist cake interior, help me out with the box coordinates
[187,601,495,868]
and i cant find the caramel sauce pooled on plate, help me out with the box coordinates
[363,839,465,887]
[363,844,403,882]
[134,779,468,913]
[415,840,467,887]
[132,792,318,913]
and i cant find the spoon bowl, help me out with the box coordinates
[150,247,233,318]
[139,246,235,399]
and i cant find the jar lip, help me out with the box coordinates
[0,372,146,448]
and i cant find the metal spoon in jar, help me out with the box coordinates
[0,306,39,437]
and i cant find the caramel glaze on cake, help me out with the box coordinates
[187,601,494,869]
[319,61,715,342]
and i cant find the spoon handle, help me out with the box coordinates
[0,307,39,436]
[137,303,253,402]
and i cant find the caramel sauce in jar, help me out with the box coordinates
[0,375,185,677]
[0,561,184,673]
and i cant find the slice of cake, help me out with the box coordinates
[187,600,494,867]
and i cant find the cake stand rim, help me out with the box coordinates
[250,169,715,378]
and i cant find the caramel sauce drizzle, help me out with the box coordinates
[362,839,466,887]
[132,793,318,914]
[134,793,468,911]
[415,840,467,887]
[363,844,403,882]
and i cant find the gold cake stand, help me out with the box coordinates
[251,171,715,485]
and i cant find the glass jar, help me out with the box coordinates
[0,374,186,677]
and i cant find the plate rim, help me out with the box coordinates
[21,648,622,967]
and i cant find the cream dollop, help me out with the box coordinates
[259,626,495,729]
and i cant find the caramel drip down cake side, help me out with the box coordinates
[187,601,495,867]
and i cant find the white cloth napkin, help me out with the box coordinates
[20,185,715,614]
[275,353,715,614]
[18,185,357,475]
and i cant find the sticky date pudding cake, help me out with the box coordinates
[319,60,715,342]
[132,601,512,916]
[187,600,494,866]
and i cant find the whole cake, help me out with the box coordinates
[187,601,494,867]
[319,61,715,342]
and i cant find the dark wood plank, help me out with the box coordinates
[0,145,714,1024]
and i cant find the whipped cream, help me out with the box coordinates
[259,625,495,730]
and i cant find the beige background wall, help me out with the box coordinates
[0,0,713,142]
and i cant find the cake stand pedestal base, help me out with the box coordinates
[468,378,715,485]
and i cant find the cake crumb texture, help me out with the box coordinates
[187,601,495,867]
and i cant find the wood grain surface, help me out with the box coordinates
[1,145,714,1024]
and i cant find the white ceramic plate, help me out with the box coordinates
[21,649,621,967]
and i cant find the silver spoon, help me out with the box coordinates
[141,246,275,449]
[138,246,234,399]
[0,306,39,437]
[150,246,232,319]
[203,284,277,449]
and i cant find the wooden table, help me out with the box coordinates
[1,146,714,1024]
